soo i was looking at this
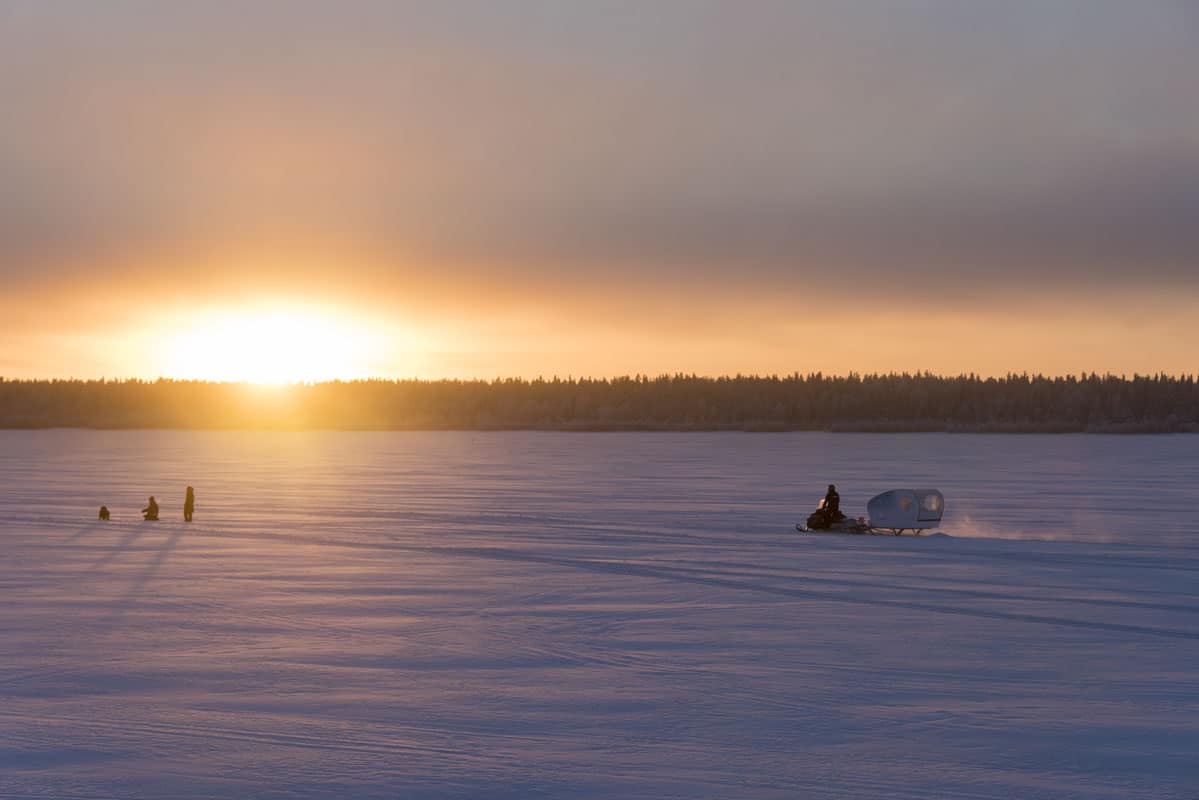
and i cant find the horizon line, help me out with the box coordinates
[3,371,1198,386]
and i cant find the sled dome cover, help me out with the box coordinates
[867,489,944,531]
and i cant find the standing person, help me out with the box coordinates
[183,486,195,522]
[98,505,110,521]
[142,496,159,521]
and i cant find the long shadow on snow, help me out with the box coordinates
[83,526,147,573]
[109,528,184,622]
[82,529,186,635]
[66,522,104,542]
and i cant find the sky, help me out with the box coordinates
[2,1,1197,381]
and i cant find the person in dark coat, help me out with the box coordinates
[142,496,159,521]
[183,486,195,522]
[98,505,110,521]
[823,484,842,519]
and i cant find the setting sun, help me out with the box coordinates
[154,307,387,383]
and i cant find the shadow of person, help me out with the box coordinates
[122,529,183,607]
[96,528,185,627]
[85,527,147,574]
[67,522,104,542]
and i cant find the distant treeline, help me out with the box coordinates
[1,374,1197,432]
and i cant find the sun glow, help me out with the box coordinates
[156,307,388,383]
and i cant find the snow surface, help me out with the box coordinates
[1,431,1197,799]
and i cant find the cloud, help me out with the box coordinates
[0,0,1196,373]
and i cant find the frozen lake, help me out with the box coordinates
[2,431,1197,798]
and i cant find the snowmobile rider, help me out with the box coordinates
[142,496,159,521]
[823,484,842,520]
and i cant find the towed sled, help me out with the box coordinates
[798,489,944,536]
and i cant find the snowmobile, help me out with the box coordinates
[797,489,944,536]
[801,499,871,534]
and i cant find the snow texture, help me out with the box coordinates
[1,431,1197,799]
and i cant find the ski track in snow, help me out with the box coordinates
[1,430,1197,799]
